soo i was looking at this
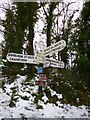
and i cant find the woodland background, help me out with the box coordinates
[0,1,90,106]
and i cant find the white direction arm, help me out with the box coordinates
[44,57,65,68]
[7,53,38,64]
[36,40,66,63]
[43,40,66,57]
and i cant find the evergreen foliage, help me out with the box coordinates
[2,2,38,78]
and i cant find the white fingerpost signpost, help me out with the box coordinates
[7,40,66,93]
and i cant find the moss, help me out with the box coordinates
[44,88,51,99]
[13,97,19,102]
[6,92,10,96]
[25,78,31,82]
[34,93,44,104]
[10,86,17,91]
[31,93,37,97]
[36,104,43,109]
[49,95,58,104]
[9,101,16,108]
[25,90,31,94]
[20,96,29,100]
[34,96,38,104]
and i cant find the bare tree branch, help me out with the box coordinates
[53,1,76,21]
[40,2,48,17]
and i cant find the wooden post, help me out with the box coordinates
[38,63,43,93]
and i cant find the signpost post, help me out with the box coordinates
[37,63,43,93]
[7,40,66,93]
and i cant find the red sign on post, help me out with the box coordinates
[35,80,46,86]
[35,74,47,86]
[39,74,47,81]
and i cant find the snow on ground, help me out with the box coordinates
[0,75,88,119]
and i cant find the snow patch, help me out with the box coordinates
[0,75,88,118]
